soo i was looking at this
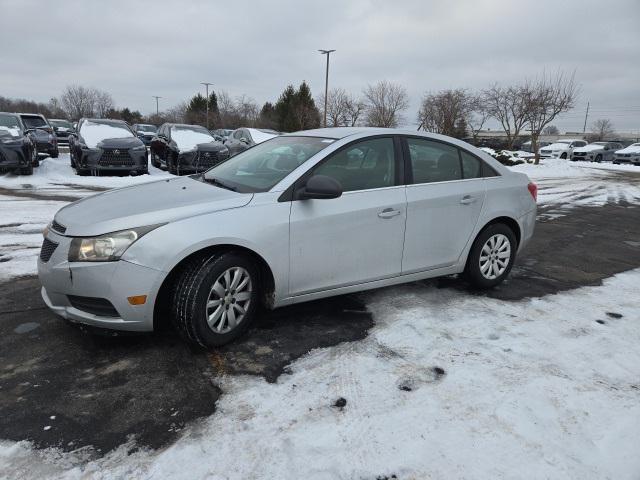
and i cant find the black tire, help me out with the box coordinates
[19,163,34,175]
[168,155,178,175]
[171,252,260,348]
[150,152,160,168]
[464,223,517,289]
[560,153,567,159]
[50,148,59,159]
[76,168,89,176]
[595,154,602,163]
[31,147,39,167]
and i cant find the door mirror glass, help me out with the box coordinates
[298,175,343,200]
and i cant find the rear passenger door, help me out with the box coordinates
[401,137,488,273]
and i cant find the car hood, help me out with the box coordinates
[92,136,145,149]
[55,176,253,237]
[617,145,640,154]
[545,143,571,150]
[574,145,605,153]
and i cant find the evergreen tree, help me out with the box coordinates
[275,85,297,132]
[274,82,321,132]
[258,102,277,129]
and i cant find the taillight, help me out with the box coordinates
[527,182,538,202]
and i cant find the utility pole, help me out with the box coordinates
[582,101,590,133]
[201,82,213,129]
[152,96,162,116]
[318,49,336,128]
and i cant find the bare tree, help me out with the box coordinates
[94,90,115,118]
[417,88,478,138]
[589,119,615,141]
[344,94,366,127]
[163,102,187,123]
[234,95,260,126]
[60,85,97,119]
[483,84,529,149]
[522,71,578,164]
[542,125,559,135]
[363,80,409,127]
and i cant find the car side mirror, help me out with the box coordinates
[297,175,343,200]
[240,138,249,144]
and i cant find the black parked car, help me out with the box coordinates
[18,113,58,158]
[224,128,278,157]
[48,119,75,144]
[132,123,158,146]
[69,118,148,176]
[0,112,39,175]
[150,123,229,175]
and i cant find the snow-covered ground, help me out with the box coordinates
[1,153,640,479]
[2,269,639,479]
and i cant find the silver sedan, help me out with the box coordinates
[38,128,537,348]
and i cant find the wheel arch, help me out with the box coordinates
[477,215,522,247]
[153,243,276,331]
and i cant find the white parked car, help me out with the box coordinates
[571,142,623,163]
[613,143,640,166]
[538,139,586,159]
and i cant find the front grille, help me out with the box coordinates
[540,150,551,154]
[573,152,586,157]
[98,148,134,167]
[51,219,66,234]
[67,295,120,317]
[40,238,58,262]
[0,150,6,163]
[194,151,227,168]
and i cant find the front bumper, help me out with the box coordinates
[37,230,161,332]
[614,156,640,165]
[177,150,229,172]
[0,146,30,168]
[36,138,57,154]
[77,148,148,172]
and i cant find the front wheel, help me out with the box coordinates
[150,152,160,168]
[595,154,602,163]
[171,252,260,348]
[560,153,567,159]
[464,224,516,289]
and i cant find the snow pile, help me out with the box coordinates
[2,269,639,479]
[479,147,533,165]
[170,127,215,151]
[247,128,277,144]
[80,122,133,148]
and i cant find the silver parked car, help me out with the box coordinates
[38,128,537,348]
[570,142,623,162]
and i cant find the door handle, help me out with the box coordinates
[378,208,401,219]
[460,195,477,205]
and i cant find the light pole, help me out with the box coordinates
[152,96,162,116]
[201,82,213,129]
[318,49,335,128]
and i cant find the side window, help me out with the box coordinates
[313,137,396,192]
[234,130,242,139]
[460,150,482,179]
[407,138,461,184]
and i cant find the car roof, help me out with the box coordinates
[0,111,20,118]
[167,123,209,129]
[81,118,127,125]
[18,112,46,118]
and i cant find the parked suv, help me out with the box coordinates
[38,128,537,348]
[538,139,586,159]
[49,119,76,145]
[18,113,59,158]
[0,112,39,174]
[225,128,278,157]
[613,143,640,165]
[133,124,157,146]
[571,142,623,162]
[150,123,229,174]
[69,118,148,176]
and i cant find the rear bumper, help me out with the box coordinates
[518,207,537,253]
[37,231,161,332]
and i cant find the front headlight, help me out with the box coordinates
[68,224,162,262]
[1,138,22,145]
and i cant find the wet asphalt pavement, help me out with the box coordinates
[1,196,640,454]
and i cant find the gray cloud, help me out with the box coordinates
[1,0,638,131]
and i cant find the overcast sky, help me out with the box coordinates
[1,0,639,132]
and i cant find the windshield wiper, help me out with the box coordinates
[205,176,237,192]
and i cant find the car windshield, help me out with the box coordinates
[593,142,607,146]
[0,114,22,136]
[80,121,134,148]
[202,136,334,193]
[137,125,157,132]
[49,119,73,128]
[21,116,47,128]
[171,126,214,150]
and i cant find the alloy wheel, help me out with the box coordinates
[479,234,511,280]
[205,266,252,334]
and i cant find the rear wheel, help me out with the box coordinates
[171,252,260,348]
[150,152,160,168]
[464,224,516,289]
[560,152,567,159]
[19,163,34,175]
[595,154,602,163]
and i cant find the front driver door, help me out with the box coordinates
[288,136,407,296]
